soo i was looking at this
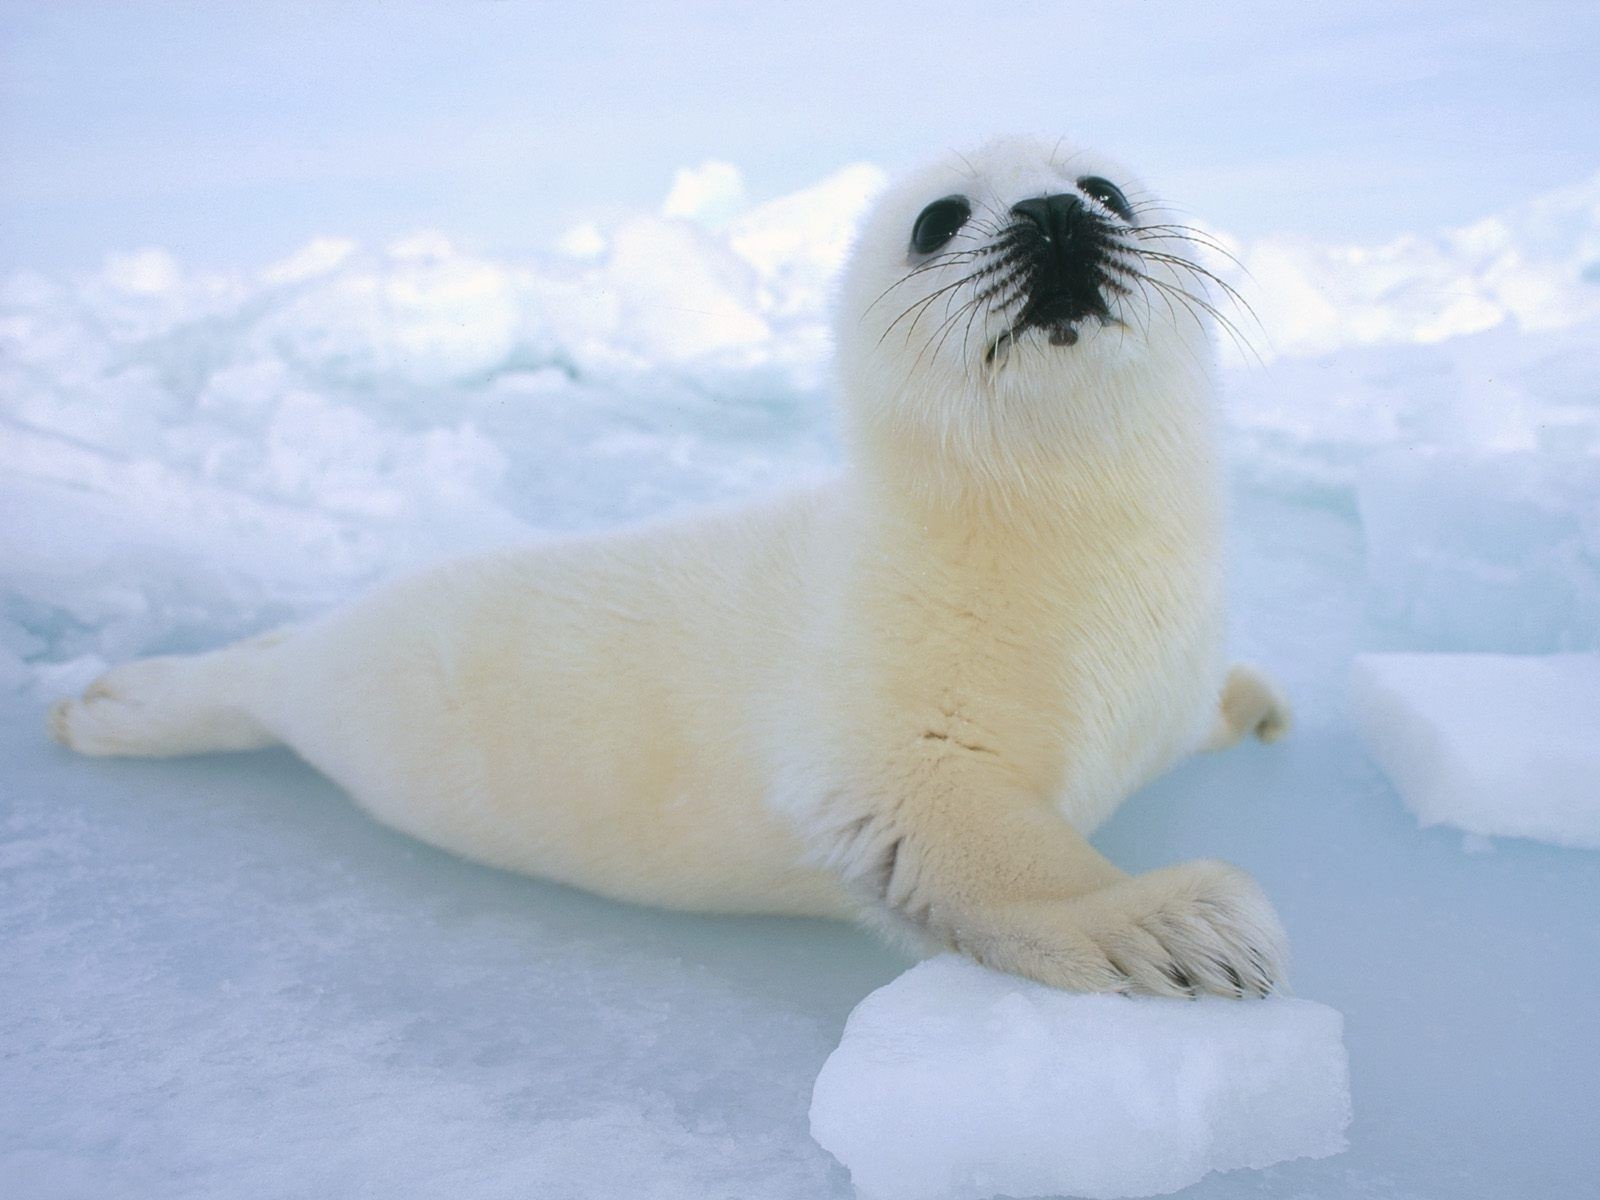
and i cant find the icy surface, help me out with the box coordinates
[810,956,1350,1200]
[4,152,1600,1197]
[1350,654,1600,848]
[1356,450,1600,655]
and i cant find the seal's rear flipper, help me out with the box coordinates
[49,638,284,758]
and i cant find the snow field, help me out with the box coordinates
[4,152,1600,1199]
[5,163,1600,686]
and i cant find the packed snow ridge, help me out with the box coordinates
[810,956,1351,1200]
[2,159,1598,690]
[1351,653,1600,849]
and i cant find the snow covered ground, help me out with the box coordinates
[4,149,1598,1199]
[5,159,1598,684]
[4,1,1600,1189]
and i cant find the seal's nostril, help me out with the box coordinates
[1010,193,1086,237]
[1010,197,1053,231]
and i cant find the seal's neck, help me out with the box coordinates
[845,386,1220,567]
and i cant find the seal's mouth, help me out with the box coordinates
[984,321,1083,367]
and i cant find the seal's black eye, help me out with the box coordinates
[910,195,972,255]
[1077,176,1134,222]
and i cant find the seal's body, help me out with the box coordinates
[52,138,1290,998]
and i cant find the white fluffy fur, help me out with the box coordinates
[52,137,1291,998]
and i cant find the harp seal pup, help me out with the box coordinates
[50,136,1291,998]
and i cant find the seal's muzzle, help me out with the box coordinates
[1008,192,1118,337]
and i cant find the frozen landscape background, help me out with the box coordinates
[2,2,1598,1198]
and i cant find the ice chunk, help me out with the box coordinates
[1351,653,1600,848]
[809,956,1350,1200]
[605,217,770,359]
[1223,169,1600,362]
[1359,451,1600,655]
[662,160,748,228]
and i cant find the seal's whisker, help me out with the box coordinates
[1132,226,1249,272]
[913,291,985,378]
[1125,249,1267,340]
[1132,237,1247,279]
[1111,262,1208,339]
[961,265,1000,384]
[862,226,1032,325]
[1128,269,1216,381]
[880,234,1033,352]
[1114,246,1255,314]
[862,251,987,318]
[901,265,1003,351]
[1126,196,1205,219]
[1129,270,1263,366]
[1117,248,1268,345]
[932,288,989,365]
[931,281,990,352]
[880,269,989,347]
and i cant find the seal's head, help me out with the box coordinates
[836,137,1224,483]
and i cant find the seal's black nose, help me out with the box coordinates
[1010,193,1086,238]
[1008,193,1111,327]
[1011,194,1100,276]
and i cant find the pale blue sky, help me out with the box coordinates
[2,0,1597,271]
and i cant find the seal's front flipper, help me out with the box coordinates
[1201,664,1291,752]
